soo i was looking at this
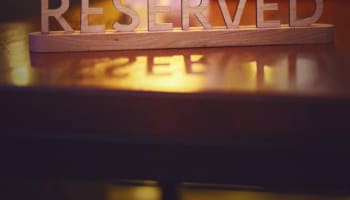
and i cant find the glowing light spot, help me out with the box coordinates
[181,187,350,200]
[10,67,32,86]
[106,185,161,200]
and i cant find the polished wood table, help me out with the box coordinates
[1,0,350,196]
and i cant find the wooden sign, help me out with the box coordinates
[30,0,334,52]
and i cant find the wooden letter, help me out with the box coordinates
[81,0,105,33]
[218,0,247,29]
[257,0,280,28]
[113,0,140,31]
[182,0,212,30]
[290,0,323,27]
[41,0,73,33]
[148,0,173,31]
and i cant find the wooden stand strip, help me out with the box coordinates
[29,24,334,52]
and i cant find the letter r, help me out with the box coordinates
[41,0,73,33]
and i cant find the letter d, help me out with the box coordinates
[290,0,323,27]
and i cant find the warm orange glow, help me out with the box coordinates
[68,55,207,92]
[0,0,339,96]
[264,64,289,90]
[10,67,33,86]
[181,187,350,200]
[27,47,327,94]
[106,184,161,200]
[3,22,35,86]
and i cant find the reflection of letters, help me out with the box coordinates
[72,57,136,79]
[41,0,73,33]
[290,0,323,27]
[184,54,207,74]
[104,57,136,78]
[147,56,172,76]
[30,46,328,92]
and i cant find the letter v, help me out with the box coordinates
[218,0,247,29]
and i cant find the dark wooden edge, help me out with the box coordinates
[1,86,350,193]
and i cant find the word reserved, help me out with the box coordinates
[30,0,332,52]
[41,0,323,33]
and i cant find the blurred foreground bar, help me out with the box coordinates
[2,178,350,200]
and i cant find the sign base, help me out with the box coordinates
[29,24,334,52]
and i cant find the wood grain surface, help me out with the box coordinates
[30,24,334,52]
